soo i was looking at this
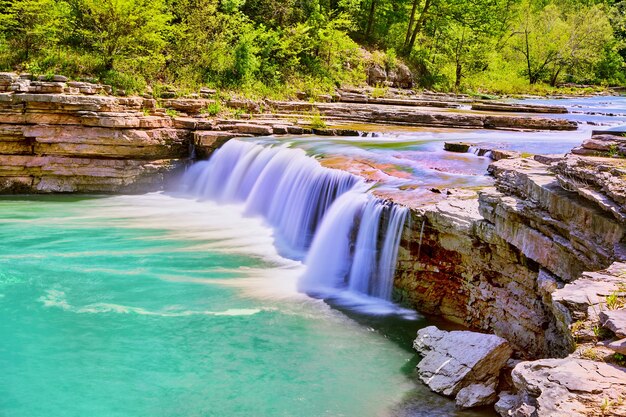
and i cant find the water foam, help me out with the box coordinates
[182,139,411,316]
[38,289,264,317]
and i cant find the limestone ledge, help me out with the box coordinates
[0,92,314,193]
[267,100,578,131]
[0,92,192,193]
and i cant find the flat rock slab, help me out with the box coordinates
[607,338,626,354]
[503,358,626,417]
[472,102,568,114]
[600,309,626,338]
[552,263,626,321]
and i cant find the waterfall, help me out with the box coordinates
[181,139,409,310]
[182,140,358,256]
[299,190,408,301]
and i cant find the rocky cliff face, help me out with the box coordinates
[394,153,626,359]
[0,76,194,192]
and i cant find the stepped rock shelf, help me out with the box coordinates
[1,75,625,416]
[0,74,580,193]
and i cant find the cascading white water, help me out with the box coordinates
[182,140,358,256]
[181,138,409,309]
[299,190,408,302]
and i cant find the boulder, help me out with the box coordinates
[413,326,512,407]
[389,63,413,89]
[455,383,498,408]
[494,391,520,416]
[161,98,213,114]
[501,358,626,417]
[367,64,387,86]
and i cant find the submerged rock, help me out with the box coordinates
[413,326,512,408]
[443,142,472,153]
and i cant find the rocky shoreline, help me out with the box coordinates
[390,137,626,414]
[1,72,625,416]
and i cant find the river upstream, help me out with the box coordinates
[1,96,625,417]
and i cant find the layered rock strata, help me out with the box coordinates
[266,100,578,131]
[572,131,626,158]
[0,91,192,193]
[471,102,568,114]
[394,154,626,359]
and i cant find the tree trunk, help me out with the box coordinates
[455,63,462,91]
[406,0,433,54]
[365,0,377,39]
[454,28,466,92]
[550,66,562,87]
[524,28,533,85]
[403,0,419,51]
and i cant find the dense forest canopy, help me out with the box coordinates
[0,0,625,95]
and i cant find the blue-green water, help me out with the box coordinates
[0,194,486,417]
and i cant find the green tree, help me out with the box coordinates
[512,2,613,85]
[0,0,69,64]
[68,0,171,71]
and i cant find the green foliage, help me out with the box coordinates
[204,102,222,116]
[69,0,171,71]
[100,70,146,94]
[606,290,625,309]
[309,112,327,129]
[593,324,613,340]
[371,85,387,98]
[165,108,178,117]
[0,0,69,65]
[0,0,624,95]
[613,353,626,367]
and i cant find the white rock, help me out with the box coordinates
[413,326,512,405]
[455,383,497,408]
[508,358,626,416]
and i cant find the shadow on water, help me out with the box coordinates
[0,194,108,203]
[325,299,498,417]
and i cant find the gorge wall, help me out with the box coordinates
[393,152,626,359]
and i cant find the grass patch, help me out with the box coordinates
[309,112,327,129]
[581,347,602,361]
[204,102,222,116]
